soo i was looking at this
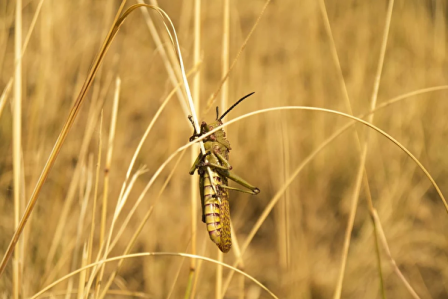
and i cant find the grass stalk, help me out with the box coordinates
[94,77,121,298]
[186,0,201,297]
[100,77,121,248]
[12,0,23,297]
[333,1,394,297]
[77,243,88,299]
[363,176,386,299]
[87,111,104,280]
[216,0,229,297]
[0,79,12,119]
[372,210,421,299]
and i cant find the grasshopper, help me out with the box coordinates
[188,92,260,253]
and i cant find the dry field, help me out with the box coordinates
[1,0,448,298]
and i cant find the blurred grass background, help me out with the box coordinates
[1,0,448,298]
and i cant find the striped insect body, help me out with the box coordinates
[189,93,260,253]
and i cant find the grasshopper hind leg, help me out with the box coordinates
[219,170,260,194]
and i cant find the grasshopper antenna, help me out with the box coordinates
[216,106,219,120]
[218,92,255,121]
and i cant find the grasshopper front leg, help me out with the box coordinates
[189,153,202,175]
[188,116,209,142]
[189,151,213,175]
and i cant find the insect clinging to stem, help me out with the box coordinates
[188,92,260,253]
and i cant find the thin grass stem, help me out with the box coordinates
[186,0,202,297]
[12,0,23,297]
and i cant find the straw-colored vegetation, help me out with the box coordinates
[1,0,448,298]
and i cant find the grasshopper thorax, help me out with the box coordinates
[204,119,231,152]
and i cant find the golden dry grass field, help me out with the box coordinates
[1,0,448,298]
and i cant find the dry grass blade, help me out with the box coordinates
[0,79,12,119]
[372,210,421,299]
[12,0,23,297]
[186,0,201,296]
[216,0,229,297]
[77,243,89,299]
[100,77,121,248]
[364,177,387,299]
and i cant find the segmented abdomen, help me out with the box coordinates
[203,170,231,253]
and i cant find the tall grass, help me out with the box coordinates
[1,0,448,298]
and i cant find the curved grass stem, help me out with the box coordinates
[32,253,279,299]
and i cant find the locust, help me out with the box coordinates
[188,92,260,253]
